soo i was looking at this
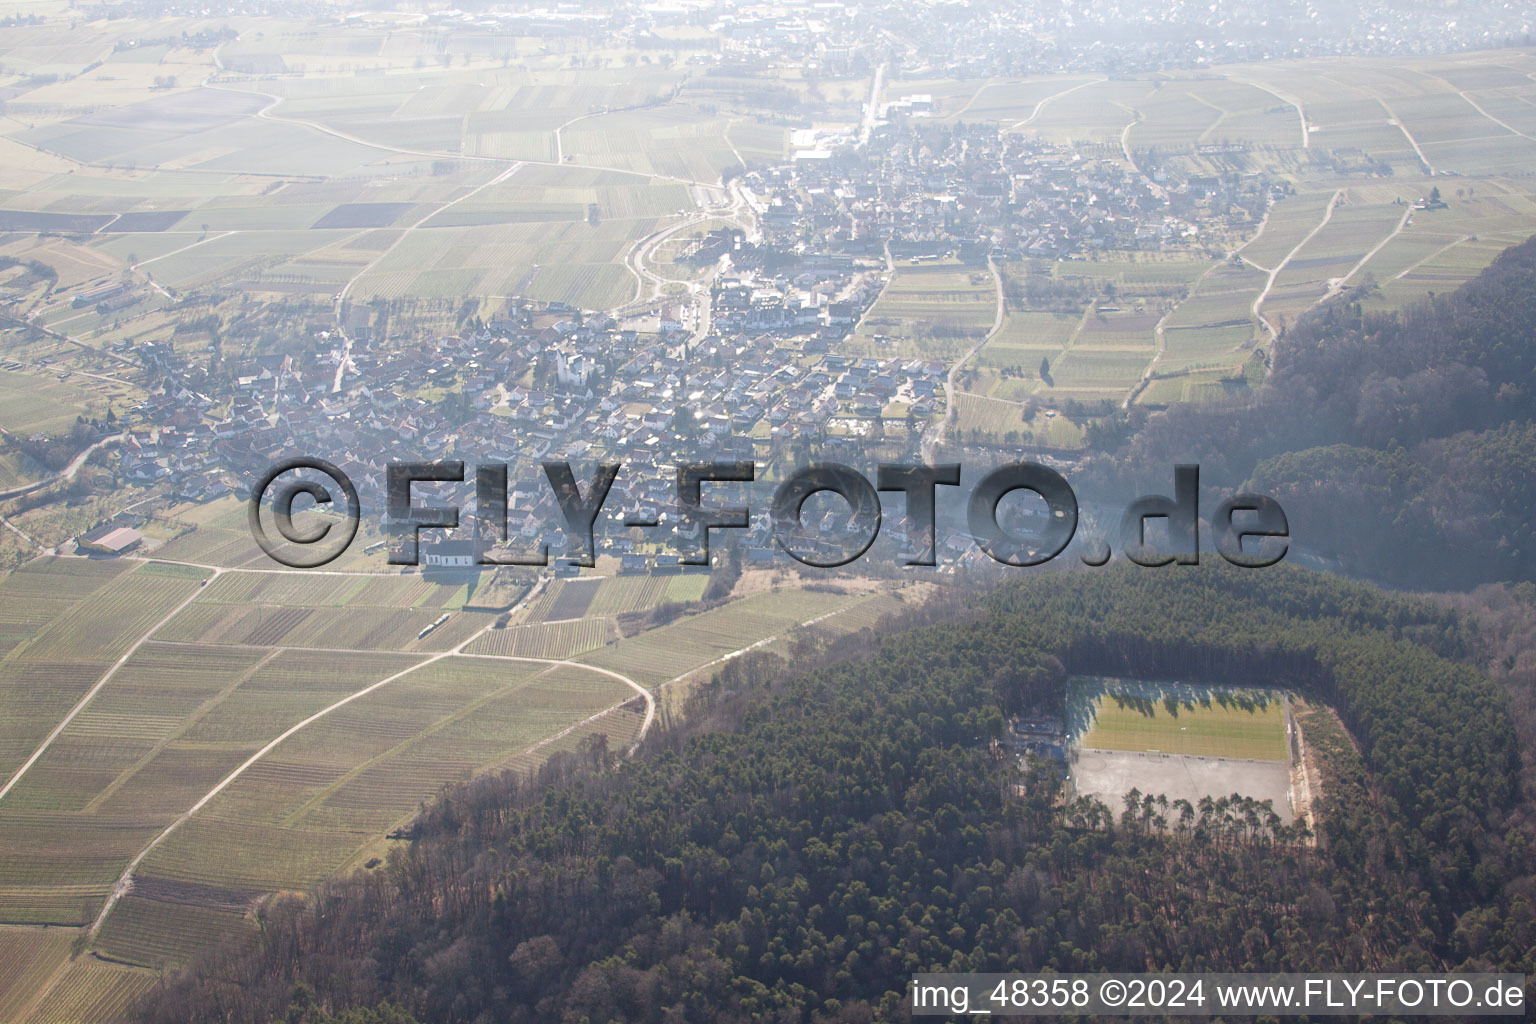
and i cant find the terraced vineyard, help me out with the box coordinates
[466,618,616,660]
[154,600,495,652]
[586,574,708,616]
[0,926,75,1021]
[520,573,707,624]
[19,957,156,1024]
[578,587,863,688]
[0,553,820,1011]
[0,562,209,784]
[852,262,999,360]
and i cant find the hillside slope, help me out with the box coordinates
[134,567,1533,1024]
[1102,235,1536,587]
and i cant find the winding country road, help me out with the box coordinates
[331,160,525,392]
[924,256,1006,461]
[1004,76,1107,131]
[1226,74,1310,148]
[50,570,653,943]
[1250,190,1342,338]
[0,432,126,504]
[1318,206,1412,306]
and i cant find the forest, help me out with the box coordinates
[1092,235,1536,587]
[131,566,1535,1024]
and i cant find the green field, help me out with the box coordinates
[1069,678,1289,761]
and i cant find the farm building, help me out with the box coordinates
[77,524,143,555]
[72,280,130,308]
[95,291,141,315]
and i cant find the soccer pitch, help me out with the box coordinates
[1068,677,1290,761]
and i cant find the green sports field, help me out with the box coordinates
[1069,677,1289,761]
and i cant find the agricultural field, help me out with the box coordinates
[950,168,1536,432]
[0,925,76,1022]
[1128,77,1305,154]
[956,76,1160,147]
[0,366,125,437]
[466,618,616,659]
[850,262,999,360]
[1155,261,1263,369]
[156,599,495,651]
[84,651,639,969]
[0,644,424,917]
[525,576,602,622]
[346,213,651,309]
[752,586,924,659]
[560,105,752,184]
[893,51,1536,429]
[0,557,658,986]
[1047,308,1158,398]
[0,557,133,656]
[0,562,209,781]
[953,392,1030,441]
[146,495,395,572]
[973,310,1081,385]
[519,572,707,624]
[0,43,775,322]
[943,76,1105,125]
[952,392,1086,448]
[578,585,864,689]
[0,539,859,1011]
[13,955,157,1024]
[951,253,1252,433]
[194,570,438,608]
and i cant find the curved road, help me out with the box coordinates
[924,257,1005,461]
[1251,190,1341,338]
[0,432,126,504]
[72,571,655,939]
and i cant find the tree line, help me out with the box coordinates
[1088,234,1536,588]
